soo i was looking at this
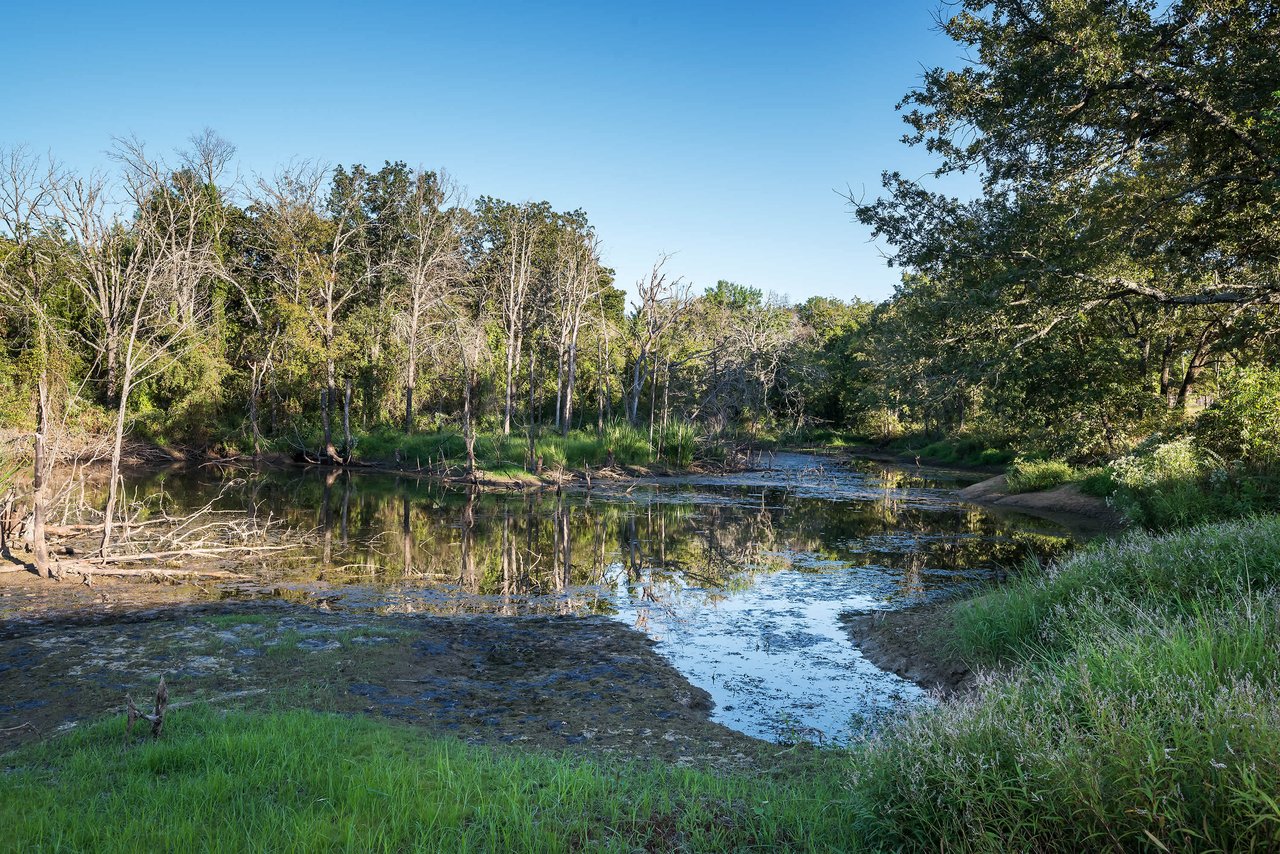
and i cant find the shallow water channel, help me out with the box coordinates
[106,453,1073,743]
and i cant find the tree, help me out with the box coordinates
[54,136,231,553]
[365,163,466,434]
[626,255,690,426]
[854,0,1280,449]
[249,163,369,461]
[0,147,63,577]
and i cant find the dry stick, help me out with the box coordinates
[126,676,168,738]
[68,566,251,579]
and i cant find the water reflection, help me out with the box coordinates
[128,453,1074,740]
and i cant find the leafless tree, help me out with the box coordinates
[52,136,232,554]
[493,206,539,436]
[626,255,691,425]
[0,147,61,576]
[550,229,602,435]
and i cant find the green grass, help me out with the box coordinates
[948,516,1280,663]
[0,707,856,853]
[1003,458,1079,493]
[888,434,1015,467]
[851,517,1280,851]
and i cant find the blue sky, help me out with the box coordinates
[6,1,968,304]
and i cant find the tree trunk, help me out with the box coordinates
[463,371,477,476]
[342,377,353,458]
[404,346,417,434]
[562,327,579,437]
[105,329,120,404]
[249,362,264,456]
[503,339,516,437]
[100,375,131,556]
[31,370,52,578]
[322,356,338,460]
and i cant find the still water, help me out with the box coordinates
[125,453,1073,742]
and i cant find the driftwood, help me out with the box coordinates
[126,677,169,738]
[90,544,296,563]
[65,563,250,580]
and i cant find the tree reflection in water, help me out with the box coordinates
[114,457,1073,617]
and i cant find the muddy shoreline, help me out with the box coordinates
[958,474,1126,530]
[840,602,973,696]
[0,600,774,770]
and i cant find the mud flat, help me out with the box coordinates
[0,602,777,770]
[841,602,973,696]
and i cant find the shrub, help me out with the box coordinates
[1004,457,1077,493]
[1193,365,1280,464]
[1107,437,1207,528]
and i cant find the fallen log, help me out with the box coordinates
[90,544,297,563]
[61,561,250,580]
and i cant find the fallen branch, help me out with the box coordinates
[67,565,250,580]
[91,544,297,563]
[126,676,169,738]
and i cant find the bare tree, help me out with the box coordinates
[626,255,691,425]
[380,169,465,433]
[550,229,602,435]
[493,205,539,436]
[52,136,232,554]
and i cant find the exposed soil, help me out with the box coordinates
[0,599,771,771]
[959,474,1126,530]
[841,602,973,696]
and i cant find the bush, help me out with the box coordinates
[1004,457,1077,493]
[1107,437,1207,528]
[1193,365,1280,464]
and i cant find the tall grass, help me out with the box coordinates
[854,517,1280,851]
[949,516,1280,663]
[854,605,1280,852]
[0,706,855,852]
[1003,457,1080,493]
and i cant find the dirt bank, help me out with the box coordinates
[841,602,973,696]
[959,474,1126,529]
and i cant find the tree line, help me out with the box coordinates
[0,136,871,575]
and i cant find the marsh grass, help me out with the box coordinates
[949,516,1280,663]
[0,707,855,853]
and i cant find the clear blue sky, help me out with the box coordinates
[6,0,967,304]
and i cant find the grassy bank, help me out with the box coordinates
[853,517,1280,851]
[0,706,851,852]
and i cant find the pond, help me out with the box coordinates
[110,452,1074,743]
